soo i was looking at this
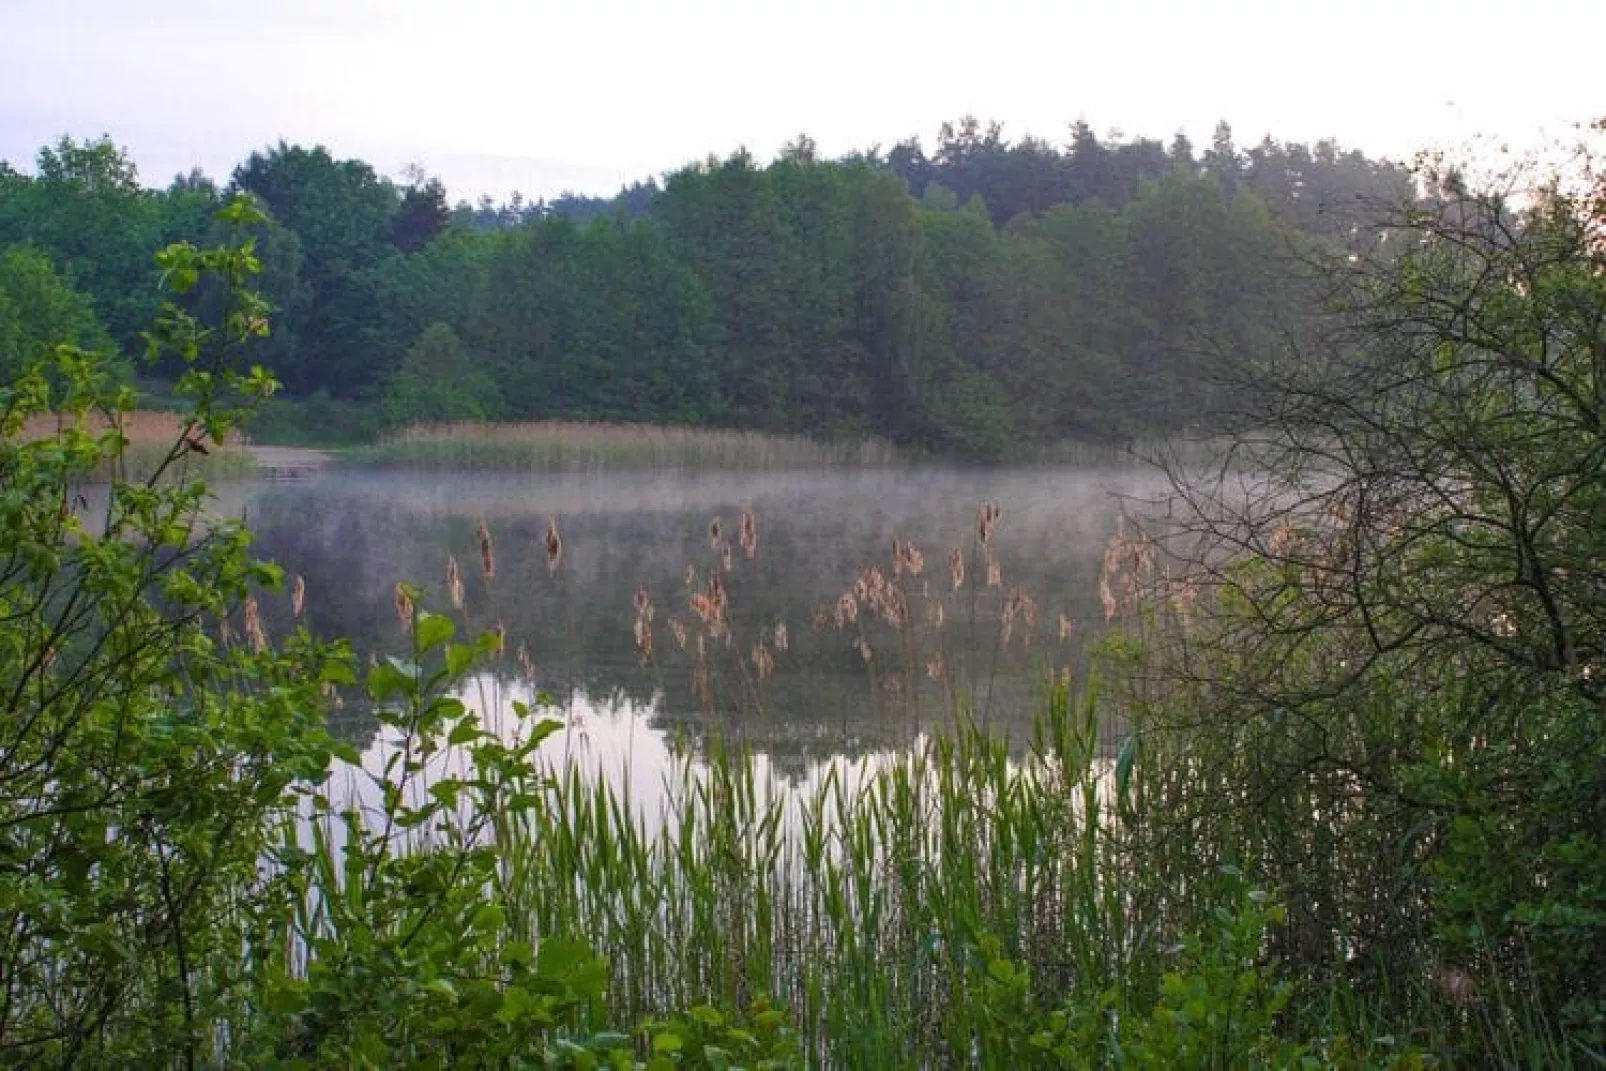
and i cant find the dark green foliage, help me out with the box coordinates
[382,321,501,424]
[0,243,117,379]
[1120,147,1606,1060]
[0,121,1407,455]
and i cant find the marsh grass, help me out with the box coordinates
[497,689,1150,1066]
[348,420,900,471]
[18,409,257,482]
[273,502,1586,1067]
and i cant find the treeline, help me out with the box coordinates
[0,122,1411,458]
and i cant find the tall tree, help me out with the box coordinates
[231,143,400,395]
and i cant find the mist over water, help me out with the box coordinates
[218,464,1164,769]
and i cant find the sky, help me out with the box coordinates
[1,0,1600,202]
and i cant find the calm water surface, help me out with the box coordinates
[218,465,1161,784]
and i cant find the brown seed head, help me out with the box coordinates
[634,616,653,664]
[243,595,269,654]
[977,503,1002,546]
[394,584,414,633]
[476,520,495,582]
[291,574,306,618]
[739,509,757,559]
[545,517,563,574]
[834,592,859,628]
[446,555,465,611]
[950,548,965,590]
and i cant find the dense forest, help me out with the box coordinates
[0,121,1411,457]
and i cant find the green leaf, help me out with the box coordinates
[415,611,454,653]
[470,903,505,934]
[536,935,595,977]
[448,720,483,746]
[368,659,415,702]
[495,984,533,1024]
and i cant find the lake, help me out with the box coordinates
[219,464,1162,777]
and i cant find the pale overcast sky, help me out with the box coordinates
[0,0,1599,201]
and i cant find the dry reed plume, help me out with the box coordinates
[394,584,414,633]
[545,518,563,575]
[446,555,465,611]
[476,521,495,582]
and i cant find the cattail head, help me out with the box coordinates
[394,583,415,633]
[926,656,945,681]
[668,616,688,650]
[690,574,729,638]
[739,509,758,559]
[446,555,465,611]
[708,516,723,550]
[1001,587,1038,646]
[985,548,1002,588]
[752,643,774,680]
[491,620,507,656]
[634,584,653,621]
[243,595,269,654]
[476,521,495,582]
[834,592,859,628]
[977,503,1002,546]
[634,616,653,664]
[891,539,925,578]
[291,574,306,618]
[771,621,789,652]
[950,548,965,590]
[545,517,563,575]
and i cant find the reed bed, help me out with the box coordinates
[348,420,900,471]
[256,505,1551,1067]
[496,696,1148,1067]
[17,409,258,481]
